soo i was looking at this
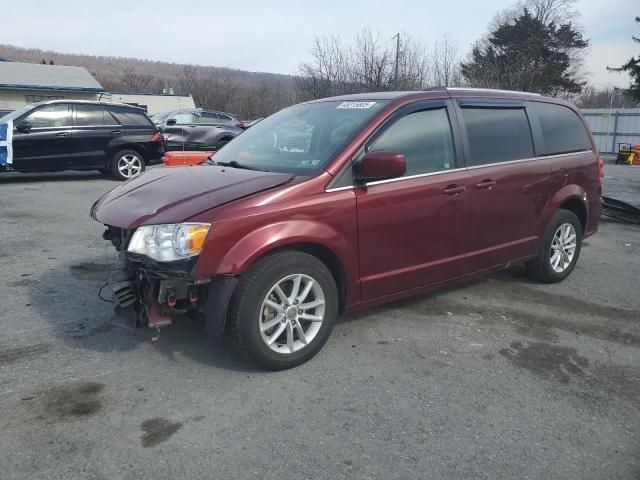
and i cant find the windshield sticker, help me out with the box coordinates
[337,101,376,109]
[0,120,13,166]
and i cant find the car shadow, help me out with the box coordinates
[29,256,258,373]
[0,171,117,184]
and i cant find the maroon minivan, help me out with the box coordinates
[91,88,602,370]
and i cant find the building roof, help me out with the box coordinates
[0,61,104,92]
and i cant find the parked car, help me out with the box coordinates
[0,100,163,180]
[152,108,244,151]
[92,88,602,370]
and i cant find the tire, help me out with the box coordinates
[226,251,338,370]
[111,150,145,181]
[215,138,231,151]
[526,209,582,283]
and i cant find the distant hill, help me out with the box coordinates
[0,44,300,119]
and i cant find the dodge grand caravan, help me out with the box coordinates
[0,100,163,180]
[91,88,602,370]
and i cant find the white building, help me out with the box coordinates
[104,92,195,115]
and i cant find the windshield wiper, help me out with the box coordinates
[213,160,269,172]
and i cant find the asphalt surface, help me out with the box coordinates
[0,167,639,480]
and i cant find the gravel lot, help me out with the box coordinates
[1,166,639,480]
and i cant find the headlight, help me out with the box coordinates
[127,223,211,262]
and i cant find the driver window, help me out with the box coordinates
[24,104,72,128]
[368,108,455,176]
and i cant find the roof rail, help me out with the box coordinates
[446,87,541,96]
[423,86,448,91]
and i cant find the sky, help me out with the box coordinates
[0,0,637,89]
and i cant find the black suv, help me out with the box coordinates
[0,100,164,180]
[151,108,244,151]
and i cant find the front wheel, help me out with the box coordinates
[526,209,582,283]
[226,251,338,370]
[111,150,145,181]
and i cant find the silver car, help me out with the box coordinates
[152,108,245,151]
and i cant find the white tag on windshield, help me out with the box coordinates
[337,101,376,109]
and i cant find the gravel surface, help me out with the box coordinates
[0,167,639,480]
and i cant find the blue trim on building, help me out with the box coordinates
[0,84,104,93]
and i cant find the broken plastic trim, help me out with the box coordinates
[602,196,640,225]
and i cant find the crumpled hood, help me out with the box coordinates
[90,165,293,229]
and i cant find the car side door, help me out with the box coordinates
[194,111,224,148]
[162,111,196,150]
[354,100,472,301]
[454,98,551,271]
[71,104,120,168]
[11,103,74,171]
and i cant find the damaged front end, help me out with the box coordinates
[103,226,236,334]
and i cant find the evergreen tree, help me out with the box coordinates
[608,16,640,104]
[461,9,588,95]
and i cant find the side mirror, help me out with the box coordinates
[16,120,32,133]
[355,151,406,183]
[166,118,177,126]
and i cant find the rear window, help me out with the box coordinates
[460,107,534,166]
[527,101,591,155]
[109,107,153,127]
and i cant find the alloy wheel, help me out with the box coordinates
[549,223,577,273]
[259,274,326,354]
[117,154,143,178]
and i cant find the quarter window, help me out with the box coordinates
[460,107,534,166]
[367,108,455,176]
[528,102,591,155]
[110,107,153,126]
[24,104,71,128]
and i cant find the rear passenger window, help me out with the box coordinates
[528,102,591,155]
[460,107,534,166]
[75,105,106,126]
[109,107,153,126]
[197,112,220,124]
[368,108,455,176]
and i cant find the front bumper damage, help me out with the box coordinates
[103,226,237,336]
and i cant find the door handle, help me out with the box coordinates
[55,132,69,137]
[111,130,122,135]
[443,184,466,195]
[474,179,496,189]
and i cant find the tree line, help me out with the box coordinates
[1,0,638,118]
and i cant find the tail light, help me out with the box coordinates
[150,131,162,143]
[598,157,604,188]
[235,122,245,129]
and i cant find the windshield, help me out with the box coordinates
[0,103,38,123]
[211,100,388,174]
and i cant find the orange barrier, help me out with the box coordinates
[162,151,214,167]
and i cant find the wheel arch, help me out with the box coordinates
[106,144,147,168]
[539,184,589,238]
[251,242,348,314]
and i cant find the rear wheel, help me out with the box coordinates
[526,209,582,283]
[226,251,338,370]
[111,150,145,181]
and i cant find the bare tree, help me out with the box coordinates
[430,33,462,87]
[297,28,431,99]
[120,69,154,92]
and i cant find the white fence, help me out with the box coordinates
[581,108,640,154]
